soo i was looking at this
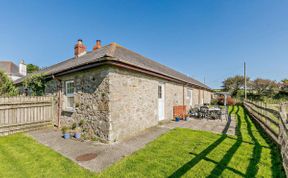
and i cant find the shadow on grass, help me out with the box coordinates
[242,108,262,177]
[168,105,285,178]
[206,105,242,177]
[243,108,286,178]
[221,106,233,134]
[168,106,235,178]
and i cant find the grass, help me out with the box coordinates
[0,134,96,178]
[0,105,285,177]
[98,105,285,177]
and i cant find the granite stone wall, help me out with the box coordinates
[44,64,211,142]
[45,66,111,141]
[192,88,199,107]
[108,67,211,141]
[108,67,160,141]
[165,82,185,120]
[45,80,58,95]
[204,90,212,104]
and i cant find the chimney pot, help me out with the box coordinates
[93,40,101,51]
[74,39,87,57]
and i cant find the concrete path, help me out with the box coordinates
[27,116,236,173]
[28,126,169,173]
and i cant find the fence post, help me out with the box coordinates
[51,96,55,124]
[280,103,288,175]
[258,102,261,119]
[280,103,287,124]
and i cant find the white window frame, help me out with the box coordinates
[187,89,193,106]
[158,83,165,121]
[158,85,163,99]
[65,80,75,110]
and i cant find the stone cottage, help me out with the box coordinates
[15,39,212,142]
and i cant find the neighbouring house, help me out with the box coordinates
[0,60,27,81]
[15,39,212,142]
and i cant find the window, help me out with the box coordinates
[158,85,162,99]
[65,80,74,109]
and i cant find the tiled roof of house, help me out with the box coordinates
[0,61,22,76]
[15,43,210,89]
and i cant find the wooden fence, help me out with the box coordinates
[244,100,288,175]
[0,96,55,136]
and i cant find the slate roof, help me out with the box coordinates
[15,43,210,89]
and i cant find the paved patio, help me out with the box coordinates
[28,116,236,172]
[162,116,236,135]
[28,126,170,172]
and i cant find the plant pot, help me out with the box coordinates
[74,132,81,139]
[63,133,70,139]
[175,117,180,122]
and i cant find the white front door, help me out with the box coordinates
[158,84,165,121]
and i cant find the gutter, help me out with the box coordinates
[53,58,212,92]
[15,57,212,92]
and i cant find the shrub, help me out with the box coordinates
[71,123,77,130]
[0,70,18,96]
[217,96,235,105]
[210,99,218,105]
[23,73,46,96]
[61,126,70,134]
[79,119,85,127]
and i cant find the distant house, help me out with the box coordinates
[0,60,27,81]
[15,39,212,142]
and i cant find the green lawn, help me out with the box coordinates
[0,105,285,177]
[0,134,95,178]
[98,105,285,177]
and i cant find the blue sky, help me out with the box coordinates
[0,0,287,88]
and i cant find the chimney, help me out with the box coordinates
[93,40,101,51]
[19,60,27,76]
[74,39,87,57]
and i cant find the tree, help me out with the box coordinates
[23,73,46,96]
[252,78,279,97]
[222,75,249,97]
[26,64,40,74]
[0,70,18,96]
[282,79,288,84]
[281,79,288,92]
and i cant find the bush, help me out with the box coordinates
[0,70,18,96]
[23,73,46,96]
[79,119,85,127]
[71,123,77,130]
[61,126,70,134]
[210,99,218,105]
[217,96,235,105]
